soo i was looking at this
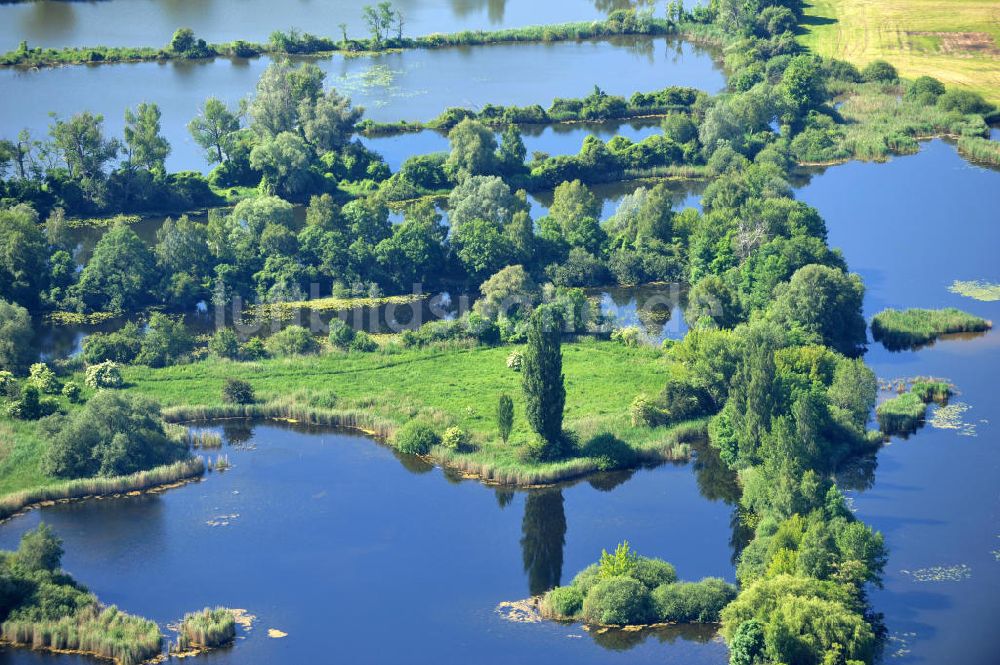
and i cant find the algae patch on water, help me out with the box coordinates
[948,280,1000,302]
[267,628,288,638]
[496,599,543,624]
[901,564,972,582]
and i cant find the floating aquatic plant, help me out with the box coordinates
[928,402,977,436]
[901,564,971,582]
[949,280,1000,302]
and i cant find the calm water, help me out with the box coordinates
[0,0,660,51]
[0,37,723,173]
[798,139,1000,665]
[0,423,736,665]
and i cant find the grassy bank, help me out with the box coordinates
[0,459,205,522]
[871,307,991,350]
[956,135,1000,165]
[798,0,1000,105]
[1,15,671,68]
[130,339,701,485]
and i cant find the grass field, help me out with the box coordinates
[0,340,695,492]
[798,0,1000,104]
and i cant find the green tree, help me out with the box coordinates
[445,118,499,180]
[0,298,33,373]
[75,224,157,313]
[123,102,170,173]
[373,200,447,290]
[768,264,866,356]
[447,175,526,230]
[44,391,184,478]
[451,218,514,283]
[0,204,48,308]
[300,89,363,153]
[15,523,63,572]
[522,305,566,453]
[497,124,527,174]
[49,112,119,199]
[497,392,514,444]
[250,131,318,199]
[546,179,606,254]
[136,313,194,368]
[248,62,325,138]
[188,97,240,164]
[474,264,540,320]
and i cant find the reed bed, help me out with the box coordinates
[871,307,991,350]
[956,136,1000,166]
[162,401,396,440]
[1,605,162,665]
[176,608,236,650]
[876,392,927,436]
[0,459,205,521]
[165,423,223,449]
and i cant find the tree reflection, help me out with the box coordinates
[520,489,566,596]
[448,0,508,22]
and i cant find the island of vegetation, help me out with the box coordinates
[0,0,995,663]
[540,541,736,626]
[876,379,953,437]
[871,307,991,350]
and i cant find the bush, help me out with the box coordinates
[222,378,255,405]
[85,361,123,389]
[0,370,15,397]
[581,576,654,625]
[506,351,523,371]
[582,433,637,471]
[544,585,584,619]
[265,326,319,356]
[392,420,440,455]
[610,326,642,347]
[208,329,241,360]
[82,322,142,364]
[441,426,467,450]
[630,394,665,427]
[937,89,994,115]
[135,313,194,368]
[240,337,268,360]
[61,382,82,403]
[6,385,58,420]
[0,298,33,374]
[328,320,356,349]
[633,558,678,590]
[27,363,60,394]
[349,331,378,352]
[861,59,897,82]
[651,578,736,622]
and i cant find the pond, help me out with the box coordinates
[0,422,737,665]
[797,139,1000,665]
[0,36,724,173]
[0,0,664,52]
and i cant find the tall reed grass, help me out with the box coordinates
[176,607,236,650]
[0,459,205,521]
[1,605,161,665]
[957,136,1000,166]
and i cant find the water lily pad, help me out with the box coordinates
[948,280,1000,302]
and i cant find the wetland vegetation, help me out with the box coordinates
[0,0,998,663]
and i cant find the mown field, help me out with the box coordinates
[0,339,691,494]
[798,0,1000,104]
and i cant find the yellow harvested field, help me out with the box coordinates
[798,0,1000,103]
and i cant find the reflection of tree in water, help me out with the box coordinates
[834,452,877,492]
[588,622,718,651]
[593,0,657,13]
[222,421,254,446]
[691,439,740,504]
[520,490,566,596]
[448,0,508,23]
[495,488,515,508]
[587,468,637,492]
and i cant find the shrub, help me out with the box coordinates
[135,313,194,367]
[651,578,736,622]
[27,363,60,394]
[581,576,654,625]
[240,337,268,360]
[61,382,82,403]
[937,89,994,115]
[633,558,678,590]
[599,541,639,578]
[610,326,642,347]
[6,385,58,420]
[222,379,255,405]
[441,426,467,450]
[506,351,523,371]
[544,585,584,619]
[0,370,16,397]
[392,420,440,455]
[85,361,123,389]
[861,59,897,82]
[582,433,637,471]
[630,394,665,427]
[207,329,241,359]
[328,320,356,349]
[265,326,319,356]
[0,299,33,373]
[349,330,378,352]
[82,322,142,364]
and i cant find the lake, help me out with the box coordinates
[0,36,724,173]
[0,0,664,52]
[0,423,737,665]
[797,139,1000,665]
